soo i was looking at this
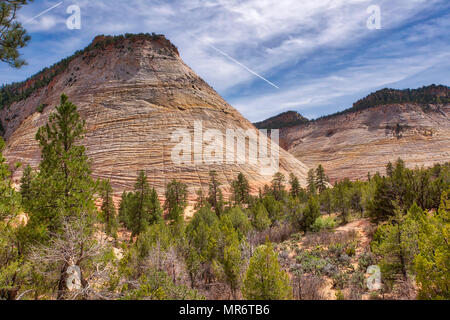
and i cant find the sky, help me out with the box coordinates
[1,0,449,122]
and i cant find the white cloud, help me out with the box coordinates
[4,0,449,121]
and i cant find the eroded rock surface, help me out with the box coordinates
[1,35,309,199]
[280,103,449,182]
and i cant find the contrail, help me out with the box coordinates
[24,1,64,24]
[192,34,279,89]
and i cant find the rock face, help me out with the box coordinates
[279,103,450,182]
[0,34,309,199]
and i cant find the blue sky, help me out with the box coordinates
[1,0,449,122]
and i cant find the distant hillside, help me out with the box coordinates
[314,84,450,121]
[254,111,309,129]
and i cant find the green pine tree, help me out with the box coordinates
[307,169,316,195]
[26,94,96,241]
[242,241,292,300]
[251,202,271,231]
[289,173,301,198]
[0,142,24,299]
[99,179,118,238]
[19,164,34,210]
[0,1,33,68]
[164,179,187,222]
[414,189,450,299]
[208,170,224,216]
[128,170,162,236]
[302,196,320,232]
[231,172,250,206]
[372,202,424,282]
[271,172,285,201]
[315,164,328,193]
[333,180,351,224]
[386,161,394,177]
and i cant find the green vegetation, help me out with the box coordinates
[414,190,450,300]
[0,94,448,300]
[254,85,449,130]
[120,170,162,236]
[36,103,47,113]
[164,179,188,222]
[314,85,450,122]
[0,1,33,68]
[242,241,292,300]
[253,111,309,129]
[99,179,118,239]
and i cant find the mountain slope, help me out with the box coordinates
[253,111,309,129]
[258,86,450,182]
[0,34,309,198]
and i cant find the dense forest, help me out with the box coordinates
[0,95,448,300]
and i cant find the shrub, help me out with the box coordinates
[292,274,325,300]
[37,103,47,113]
[311,216,336,232]
[335,290,345,300]
[345,242,357,257]
[358,251,376,271]
[332,272,349,290]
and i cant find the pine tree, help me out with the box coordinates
[185,206,220,286]
[19,164,34,209]
[0,1,33,68]
[26,94,96,241]
[414,189,450,299]
[194,188,207,210]
[333,180,351,224]
[128,170,162,236]
[221,207,251,240]
[320,188,333,215]
[242,241,292,300]
[221,235,242,299]
[164,179,187,222]
[213,220,243,299]
[0,139,24,299]
[289,173,301,198]
[307,169,316,195]
[315,164,328,193]
[368,177,396,222]
[350,188,363,215]
[386,161,394,177]
[208,170,224,216]
[372,202,424,282]
[251,202,271,231]
[118,191,131,228]
[302,196,320,232]
[99,179,118,238]
[148,187,163,225]
[231,173,250,206]
[0,137,18,220]
[271,172,285,201]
